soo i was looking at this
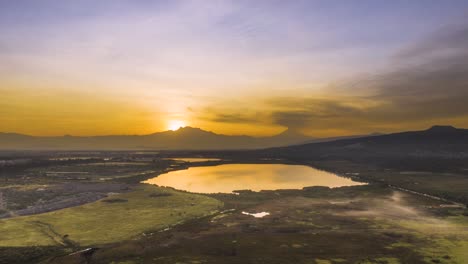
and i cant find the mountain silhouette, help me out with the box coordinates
[0,127,317,150]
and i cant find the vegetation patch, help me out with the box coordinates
[148,192,172,198]
[102,198,128,203]
[0,184,222,247]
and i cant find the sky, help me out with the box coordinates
[1,0,468,137]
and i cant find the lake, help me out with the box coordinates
[144,164,364,193]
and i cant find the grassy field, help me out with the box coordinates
[1,157,468,263]
[61,185,467,264]
[0,184,222,247]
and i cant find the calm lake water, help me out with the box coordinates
[144,164,364,193]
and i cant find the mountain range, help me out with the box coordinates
[1,126,466,158]
[0,127,320,150]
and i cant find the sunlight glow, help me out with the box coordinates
[167,120,186,131]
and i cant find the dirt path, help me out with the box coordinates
[31,221,78,248]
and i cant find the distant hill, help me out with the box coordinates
[299,132,385,145]
[0,127,320,150]
[267,125,468,160]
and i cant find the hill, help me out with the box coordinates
[267,125,468,161]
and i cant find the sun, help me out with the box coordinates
[167,120,186,131]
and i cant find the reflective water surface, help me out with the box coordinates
[166,158,222,162]
[242,211,270,218]
[144,164,364,193]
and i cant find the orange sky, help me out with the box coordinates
[1,1,468,137]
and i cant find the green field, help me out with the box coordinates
[78,185,468,264]
[0,185,222,247]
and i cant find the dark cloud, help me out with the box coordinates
[269,23,468,132]
[198,23,468,135]
[269,98,364,129]
[209,113,261,124]
[197,106,265,125]
[374,57,468,98]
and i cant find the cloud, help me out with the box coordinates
[394,23,468,61]
[368,23,468,122]
[270,23,468,132]
[268,97,366,129]
[199,22,468,136]
[381,22,468,97]
[209,113,261,124]
[197,104,266,125]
